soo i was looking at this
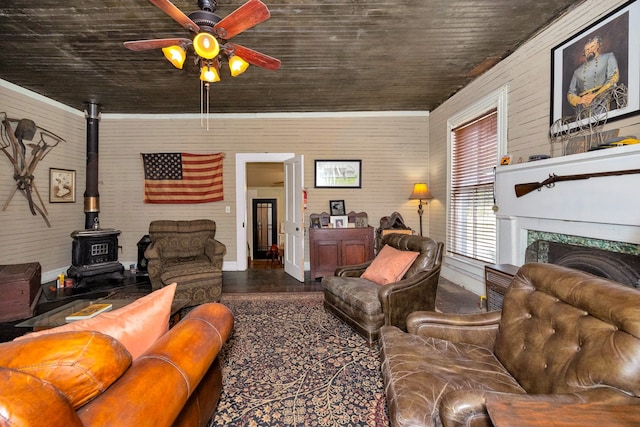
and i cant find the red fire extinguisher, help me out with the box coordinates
[303,189,308,210]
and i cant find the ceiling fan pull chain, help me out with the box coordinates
[206,82,210,131]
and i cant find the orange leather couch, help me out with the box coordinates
[0,303,234,427]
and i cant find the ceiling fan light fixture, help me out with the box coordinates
[193,32,220,59]
[162,45,187,69]
[200,63,220,83]
[229,55,249,77]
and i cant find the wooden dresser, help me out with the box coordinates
[309,227,375,280]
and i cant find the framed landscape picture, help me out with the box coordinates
[314,160,362,188]
[550,0,639,134]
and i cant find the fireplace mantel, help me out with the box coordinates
[494,145,640,265]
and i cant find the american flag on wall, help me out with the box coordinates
[141,152,224,204]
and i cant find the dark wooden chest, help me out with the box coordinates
[0,262,42,322]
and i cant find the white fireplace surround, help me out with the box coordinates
[494,144,640,266]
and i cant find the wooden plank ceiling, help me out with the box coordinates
[0,0,583,114]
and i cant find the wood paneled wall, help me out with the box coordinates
[1,89,429,279]
[97,113,429,270]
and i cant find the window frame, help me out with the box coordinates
[446,85,508,270]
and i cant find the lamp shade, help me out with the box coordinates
[409,183,433,200]
[200,64,220,82]
[193,32,220,59]
[162,45,186,69]
[229,55,249,77]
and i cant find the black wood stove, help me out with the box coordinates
[67,226,124,283]
[66,103,124,285]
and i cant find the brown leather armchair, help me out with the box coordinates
[322,234,444,344]
[145,219,225,307]
[380,263,640,427]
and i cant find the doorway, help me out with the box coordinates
[252,198,278,260]
[235,153,304,282]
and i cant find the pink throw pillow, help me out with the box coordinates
[361,245,419,285]
[16,283,177,360]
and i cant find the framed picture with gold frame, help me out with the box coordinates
[49,168,76,203]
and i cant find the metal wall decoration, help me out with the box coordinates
[1,112,65,227]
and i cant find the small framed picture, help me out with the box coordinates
[355,216,368,228]
[49,168,75,203]
[310,217,321,229]
[330,215,348,228]
[330,200,346,216]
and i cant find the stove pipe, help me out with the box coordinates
[84,103,100,230]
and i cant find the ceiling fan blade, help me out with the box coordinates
[148,0,200,33]
[124,38,192,51]
[224,43,281,70]
[214,0,270,40]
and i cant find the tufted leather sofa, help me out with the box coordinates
[0,303,234,427]
[145,219,226,307]
[380,263,640,427]
[322,234,444,344]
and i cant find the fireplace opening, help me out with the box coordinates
[526,240,640,289]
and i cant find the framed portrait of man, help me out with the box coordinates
[550,0,639,135]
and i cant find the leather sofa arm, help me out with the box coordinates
[0,368,84,427]
[335,261,372,277]
[78,303,234,427]
[407,310,502,348]
[204,238,226,269]
[378,268,441,331]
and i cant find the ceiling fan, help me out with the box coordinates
[124,0,281,82]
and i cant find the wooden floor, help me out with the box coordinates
[0,263,482,343]
[225,260,482,314]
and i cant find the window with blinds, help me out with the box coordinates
[447,109,497,264]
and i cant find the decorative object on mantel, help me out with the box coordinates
[0,112,65,227]
[549,0,638,156]
[515,167,640,198]
[141,152,224,204]
[409,183,433,236]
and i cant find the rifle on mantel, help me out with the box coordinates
[514,168,640,197]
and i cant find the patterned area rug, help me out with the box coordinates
[211,292,389,427]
